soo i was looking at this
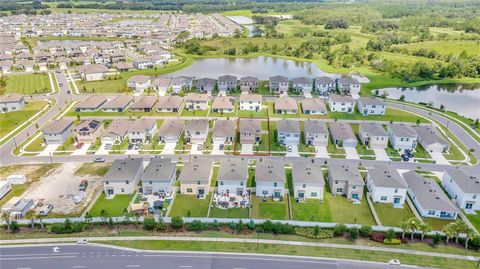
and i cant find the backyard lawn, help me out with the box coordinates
[326,193,376,225]
[425,218,455,231]
[464,210,480,233]
[373,203,415,227]
[2,73,52,95]
[269,121,286,152]
[290,197,332,222]
[250,195,289,220]
[74,163,111,177]
[88,194,134,217]
[23,134,46,153]
[169,193,211,217]
[209,206,249,219]
[0,100,48,137]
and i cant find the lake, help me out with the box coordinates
[379,84,480,119]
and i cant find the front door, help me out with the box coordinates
[274,192,281,199]
[393,197,401,204]
[107,189,114,195]
[198,188,205,196]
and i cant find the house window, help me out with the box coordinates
[474,194,477,199]
[125,180,129,185]
[149,181,152,185]
[394,189,398,193]
[428,210,435,216]
[262,190,268,195]
[311,192,317,197]
[197,181,201,185]
[336,188,343,193]
[220,181,223,186]
[381,196,387,201]
[274,182,277,187]
[240,182,244,186]
[335,180,338,184]
[302,184,306,188]
[187,188,192,193]
[105,181,109,185]
[121,188,125,193]
[352,186,356,189]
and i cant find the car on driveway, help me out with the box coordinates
[219,144,224,151]
[134,144,140,150]
[401,154,409,162]
[104,143,111,150]
[197,144,204,150]
[287,145,293,152]
[76,142,84,149]
[94,157,105,163]
[128,144,134,150]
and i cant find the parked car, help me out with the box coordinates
[404,149,414,158]
[219,144,224,150]
[134,144,140,150]
[128,144,134,150]
[287,145,293,152]
[93,157,105,163]
[79,180,88,191]
[76,142,84,149]
[197,144,203,150]
[39,204,53,216]
[73,191,85,204]
[401,154,409,162]
[104,143,111,150]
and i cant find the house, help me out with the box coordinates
[127,75,151,95]
[141,158,176,195]
[274,96,298,114]
[103,158,144,196]
[387,123,418,152]
[269,75,289,95]
[328,95,356,113]
[114,62,133,72]
[132,57,153,69]
[157,96,183,113]
[304,120,329,146]
[77,64,109,81]
[101,119,131,144]
[413,125,450,153]
[240,76,258,92]
[328,164,364,201]
[314,76,336,96]
[74,119,104,143]
[75,96,108,112]
[101,96,133,112]
[196,78,216,94]
[239,119,261,144]
[239,93,262,111]
[152,77,172,96]
[217,158,249,196]
[329,122,357,147]
[301,98,326,115]
[292,161,324,200]
[0,93,25,113]
[442,169,480,211]
[184,119,209,144]
[185,93,209,111]
[9,199,34,219]
[211,96,235,113]
[359,122,388,149]
[171,76,193,93]
[366,166,408,206]
[358,97,385,116]
[337,77,360,94]
[292,77,312,93]
[127,118,157,144]
[179,159,213,198]
[255,159,286,198]
[403,171,459,220]
[129,96,158,112]
[218,75,237,91]
[276,119,300,145]
[0,181,12,200]
[42,119,74,145]
[157,120,184,143]
[210,120,235,144]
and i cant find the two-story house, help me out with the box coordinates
[255,159,286,199]
[239,93,262,111]
[292,161,324,200]
[276,119,300,145]
[103,158,144,197]
[359,122,388,149]
[304,120,329,146]
[269,75,289,96]
[184,119,209,144]
[328,94,356,113]
[366,166,408,206]
[217,158,249,196]
[387,123,418,152]
[358,97,385,116]
[179,159,213,198]
[127,118,157,144]
[141,158,176,195]
[328,164,364,201]
[442,169,480,211]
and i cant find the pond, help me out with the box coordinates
[378,84,480,119]
[227,15,262,37]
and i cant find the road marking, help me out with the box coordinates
[2,255,77,260]
[178,266,192,268]
[0,252,78,257]
[73,266,86,268]
[126,265,140,268]
[16,267,31,269]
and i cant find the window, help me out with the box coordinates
[381,196,387,201]
[262,190,268,195]
[394,188,398,193]
[121,188,125,193]
[311,192,317,197]
[428,210,435,216]
[105,181,109,185]
[302,184,306,188]
[149,181,152,185]
[187,188,192,193]
[220,181,223,186]
[197,180,201,185]
[274,182,277,187]
[336,188,343,193]
[240,182,244,186]
[474,194,477,199]
[125,180,129,185]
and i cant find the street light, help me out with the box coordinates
[49,152,53,164]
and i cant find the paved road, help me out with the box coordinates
[0,244,419,269]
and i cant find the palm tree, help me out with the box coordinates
[454,220,468,244]
[407,217,419,241]
[419,222,432,242]
[36,213,45,230]
[442,223,457,244]
[400,219,410,239]
[24,209,36,230]
[464,228,476,250]
[1,211,11,232]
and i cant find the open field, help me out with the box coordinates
[393,41,480,56]
[0,101,48,137]
[1,73,52,95]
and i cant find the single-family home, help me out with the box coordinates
[413,125,450,153]
[358,97,385,116]
[292,161,324,200]
[114,62,133,72]
[77,64,109,81]
[42,119,74,145]
[304,120,329,146]
[276,119,300,145]
[218,75,237,91]
[129,96,158,112]
[239,93,262,111]
[337,77,360,95]
[359,122,388,149]
[387,123,418,152]
[75,96,108,112]
[101,119,131,145]
[211,96,235,113]
[74,119,104,143]
[179,159,213,198]
[212,120,236,144]
[103,158,144,196]
[239,119,261,144]
[328,94,356,113]
[101,95,133,112]
[0,93,25,113]
[255,159,286,199]
[269,75,289,95]
[328,164,364,201]
[240,76,258,92]
[301,98,326,115]
[329,122,357,147]
[152,77,171,96]
[9,199,33,219]
[292,77,313,93]
[185,93,209,111]
[442,169,480,211]
[184,119,209,144]
[403,171,459,219]
[141,158,176,195]
[171,76,193,93]
[127,118,157,144]
[314,76,336,96]
[132,57,154,69]
[217,158,249,196]
[157,120,184,143]
[196,78,216,94]
[274,96,298,114]
[156,96,183,113]
[366,166,408,206]
[127,75,151,95]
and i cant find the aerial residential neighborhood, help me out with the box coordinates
[1,0,480,268]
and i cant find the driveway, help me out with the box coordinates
[38,144,60,156]
[161,142,176,155]
[315,146,330,158]
[303,92,312,98]
[71,143,91,156]
[218,90,227,96]
[285,145,300,157]
[190,143,203,155]
[124,149,139,155]
[210,143,225,155]
[373,148,390,161]
[430,152,451,165]
[95,142,110,155]
[240,144,253,155]
[344,147,359,159]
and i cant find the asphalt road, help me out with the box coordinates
[0,244,419,269]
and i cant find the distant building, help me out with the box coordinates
[0,93,25,113]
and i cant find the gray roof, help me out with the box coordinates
[217,158,248,182]
[292,161,324,186]
[270,75,288,83]
[76,95,107,109]
[178,159,213,184]
[329,122,356,141]
[78,64,108,74]
[292,77,312,85]
[128,75,151,83]
[403,171,459,213]
[255,159,285,183]
[304,120,328,135]
[102,95,132,109]
[157,120,184,137]
[196,78,216,87]
[329,94,355,103]
[128,118,156,132]
[130,96,157,109]
[240,76,258,83]
[43,119,74,134]
[315,76,335,84]
[104,158,143,182]
[302,98,326,111]
[337,77,359,85]
[276,119,300,134]
[359,97,384,106]
[329,164,364,186]
[359,122,387,137]
[218,75,237,83]
[444,169,480,194]
[213,120,236,138]
[185,119,209,133]
[103,119,132,138]
[0,93,24,103]
[388,123,418,138]
[413,125,449,146]
[367,166,407,189]
[172,76,193,85]
[140,158,176,182]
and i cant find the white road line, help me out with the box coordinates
[0,252,79,257]
[178,266,192,268]
[73,266,87,268]
[16,267,31,269]
[2,255,77,260]
[126,265,140,268]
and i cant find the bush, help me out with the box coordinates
[333,224,348,236]
[49,219,85,234]
[359,225,372,237]
[371,231,385,243]
[171,216,184,229]
[295,227,334,239]
[228,221,237,230]
[261,220,274,233]
[9,221,19,232]
[383,238,402,245]
[281,224,295,235]
[143,217,156,231]
[385,229,396,240]
[157,218,166,232]
[186,220,207,232]
[432,233,442,246]
[272,222,284,234]
[349,227,359,241]
[247,220,256,230]
[209,220,220,230]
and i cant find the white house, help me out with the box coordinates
[255,159,286,199]
[0,93,25,113]
[359,122,388,149]
[304,120,329,146]
[329,122,357,148]
[75,96,108,112]
[337,77,360,95]
[292,161,324,200]
[212,119,236,144]
[328,164,364,201]
[292,77,312,93]
[314,76,335,96]
[127,75,151,95]
[101,119,131,145]
[184,119,209,144]
[157,120,184,143]
[269,75,289,96]
[276,119,300,145]
[387,123,418,152]
[301,98,327,115]
[77,64,109,81]
[239,93,262,111]
[42,119,74,145]
[328,95,356,113]
[413,125,450,153]
[103,158,144,196]
[218,75,237,91]
[358,97,385,116]
[171,76,193,93]
[217,158,249,196]
[140,158,176,195]
[441,169,480,211]
[366,166,408,206]
[127,118,157,144]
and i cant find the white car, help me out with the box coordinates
[39,204,53,216]
[287,145,293,152]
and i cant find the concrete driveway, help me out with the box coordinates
[38,144,60,156]
[303,92,312,98]
[240,144,253,155]
[124,149,139,155]
[315,146,330,158]
[71,143,91,155]
[210,143,225,155]
[373,148,390,161]
[285,145,300,157]
[95,142,110,155]
[430,152,450,165]
[190,143,203,155]
[344,147,359,159]
[161,142,176,155]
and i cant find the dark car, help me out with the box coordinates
[79,180,88,191]
[404,149,414,158]
[128,144,134,150]
[401,154,409,162]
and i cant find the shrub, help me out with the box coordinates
[349,227,359,241]
[171,216,184,229]
[209,220,220,230]
[9,221,19,232]
[186,220,206,232]
[49,219,85,234]
[236,220,244,233]
[262,220,274,233]
[143,217,156,231]
[432,233,442,246]
[383,238,402,245]
[295,227,334,239]
[247,220,256,230]
[359,225,372,237]
[371,231,385,243]
[272,222,284,234]
[157,218,166,232]
[385,229,396,240]
[229,221,237,230]
[281,224,295,235]
[333,224,348,236]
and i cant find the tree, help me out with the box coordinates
[464,228,476,250]
[84,212,93,227]
[25,209,36,230]
[400,219,410,239]
[454,220,468,244]
[123,208,131,224]
[100,209,109,224]
[1,211,11,232]
[171,216,184,230]
[36,213,45,230]
[442,222,457,244]
[419,222,432,242]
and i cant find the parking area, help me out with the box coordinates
[285,145,300,157]
[373,148,390,161]
[190,143,203,155]
[315,146,330,158]
[344,147,359,159]
[95,142,111,155]
[240,144,253,155]
[211,143,225,155]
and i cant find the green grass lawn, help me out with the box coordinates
[464,210,480,233]
[269,121,286,152]
[24,134,46,152]
[110,139,129,153]
[326,193,375,225]
[325,107,426,123]
[373,203,415,227]
[237,104,268,118]
[0,184,30,207]
[424,218,455,231]
[169,193,211,217]
[414,143,431,159]
[250,195,289,220]
[88,193,134,217]
[74,163,111,177]
[0,100,48,137]
[209,206,249,219]
[180,109,209,117]
[290,197,333,222]
[2,73,52,95]
[394,40,480,56]
[56,135,76,152]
